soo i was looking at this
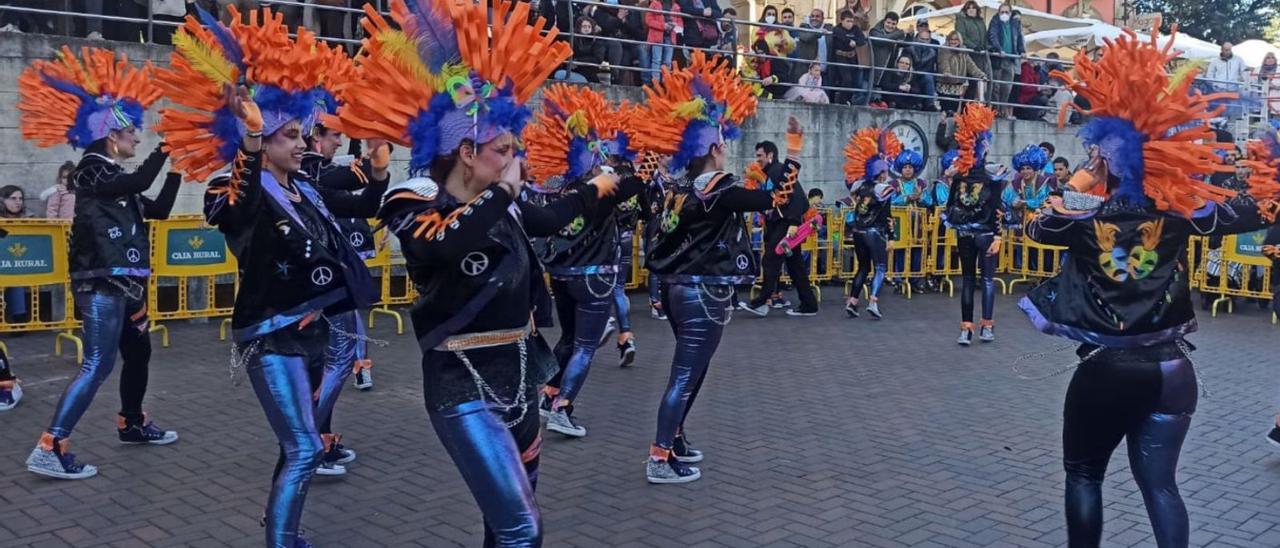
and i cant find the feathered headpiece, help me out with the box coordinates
[155,7,341,182]
[1243,121,1280,221]
[1012,144,1049,171]
[842,127,902,186]
[18,46,160,149]
[523,84,635,184]
[326,0,571,176]
[939,149,960,177]
[894,149,924,174]
[631,51,759,173]
[1049,18,1250,217]
[953,103,995,177]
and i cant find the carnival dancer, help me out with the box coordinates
[325,1,620,544]
[842,128,901,319]
[612,192,642,366]
[943,103,1003,345]
[155,8,384,546]
[890,149,929,293]
[632,51,803,483]
[1019,23,1280,547]
[0,344,18,412]
[1004,144,1056,270]
[17,46,180,480]
[738,138,818,317]
[523,84,648,437]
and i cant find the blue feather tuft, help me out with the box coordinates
[404,0,459,72]
[210,106,243,163]
[254,85,323,134]
[690,75,714,100]
[894,150,924,172]
[196,5,245,70]
[670,120,719,173]
[408,93,456,176]
[1078,116,1148,205]
[566,136,594,180]
[1012,144,1049,171]
[610,131,636,162]
[974,130,992,166]
[940,149,959,173]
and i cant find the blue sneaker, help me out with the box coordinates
[117,416,179,445]
[0,382,21,412]
[27,434,97,480]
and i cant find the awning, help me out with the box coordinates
[1023,22,1220,60]
[899,0,1096,37]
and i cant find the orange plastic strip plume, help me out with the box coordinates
[842,128,881,184]
[523,84,630,183]
[631,51,758,156]
[437,0,570,104]
[18,46,159,148]
[952,103,995,177]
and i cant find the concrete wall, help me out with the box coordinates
[1,33,1086,214]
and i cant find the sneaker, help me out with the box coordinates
[770,298,792,309]
[546,409,587,438]
[650,306,668,321]
[323,434,357,465]
[844,301,860,318]
[0,382,21,412]
[672,435,704,463]
[737,301,769,317]
[785,309,817,317]
[598,317,618,349]
[646,455,701,484]
[618,335,637,367]
[27,435,97,480]
[353,365,373,390]
[866,301,882,319]
[538,392,554,418]
[118,417,179,445]
[1267,426,1280,449]
[957,329,973,346]
[979,325,995,343]
[314,460,347,476]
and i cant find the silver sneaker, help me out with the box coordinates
[353,368,373,390]
[957,329,973,346]
[866,301,882,319]
[597,317,618,349]
[26,444,97,480]
[737,301,768,317]
[646,458,701,484]
[979,325,995,342]
[546,409,586,438]
[0,383,21,412]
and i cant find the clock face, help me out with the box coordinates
[885,119,929,171]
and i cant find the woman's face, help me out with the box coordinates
[897,57,912,72]
[901,165,915,179]
[264,120,306,174]
[465,132,517,184]
[579,21,593,34]
[108,126,140,159]
[965,3,978,16]
[1020,165,1036,180]
[947,33,960,47]
[763,8,776,20]
[1266,53,1277,66]
[4,191,23,215]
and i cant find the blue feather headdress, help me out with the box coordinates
[1012,144,1049,171]
[17,46,160,150]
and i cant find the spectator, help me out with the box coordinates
[879,55,925,110]
[955,0,990,92]
[1206,42,1248,119]
[937,31,986,114]
[794,9,832,77]
[1013,57,1049,120]
[987,2,1025,119]
[1259,51,1277,83]
[784,63,830,104]
[1046,77,1075,120]
[540,0,573,34]
[1039,142,1057,175]
[750,38,787,99]
[780,7,798,35]
[644,0,682,83]
[591,0,629,83]
[621,0,650,85]
[755,6,797,84]
[566,16,606,83]
[829,9,868,105]
[42,161,76,220]
[1052,157,1070,184]
[908,20,941,111]
[0,185,30,324]
[755,5,779,39]
[778,7,800,78]
[868,11,905,96]
[678,0,721,51]
[714,7,738,53]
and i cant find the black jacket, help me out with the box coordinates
[537,176,646,276]
[848,180,896,232]
[647,160,800,284]
[830,24,866,64]
[943,170,1004,234]
[69,147,178,280]
[302,152,384,260]
[204,149,379,342]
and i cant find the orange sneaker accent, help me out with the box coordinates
[521,434,542,464]
[650,445,671,461]
[960,321,974,330]
[553,398,572,411]
[980,319,995,328]
[117,415,127,429]
[321,433,341,452]
[298,311,321,330]
[542,385,559,397]
[0,379,15,389]
[352,359,373,374]
[618,332,634,345]
[38,432,56,451]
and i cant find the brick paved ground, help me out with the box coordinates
[2,288,1279,547]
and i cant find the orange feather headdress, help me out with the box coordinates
[17,46,160,149]
[630,51,758,172]
[952,103,996,177]
[842,127,902,186]
[1049,17,1243,217]
[523,84,636,185]
[325,0,571,176]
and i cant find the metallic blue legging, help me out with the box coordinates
[611,283,632,333]
[429,398,542,548]
[315,310,367,433]
[548,276,614,407]
[248,351,325,548]
[957,233,997,322]
[850,229,889,300]
[1063,355,1197,548]
[47,291,151,438]
[653,283,730,449]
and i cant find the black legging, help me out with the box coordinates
[1063,349,1197,548]
[956,233,997,323]
[849,228,888,300]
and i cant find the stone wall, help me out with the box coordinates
[1,33,1087,214]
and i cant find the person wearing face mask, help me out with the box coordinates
[987,2,1025,119]
[17,47,181,481]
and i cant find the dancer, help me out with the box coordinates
[842,128,901,319]
[1003,144,1054,228]
[942,104,1002,345]
[157,9,382,546]
[613,193,642,366]
[632,51,803,483]
[325,1,610,544]
[738,138,818,317]
[17,46,179,480]
[890,149,931,293]
[0,344,20,412]
[1019,24,1280,547]
[523,84,647,437]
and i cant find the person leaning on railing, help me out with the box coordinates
[937,31,986,114]
[879,55,926,111]
[678,0,722,51]
[867,11,905,96]
[643,0,682,83]
[986,2,1025,120]
[793,8,832,83]
[908,20,942,111]
[829,9,868,105]
[954,0,990,87]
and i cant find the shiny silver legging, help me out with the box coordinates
[429,397,543,547]
[653,283,730,449]
[248,351,325,548]
[1063,355,1197,548]
[548,276,614,407]
[47,291,151,437]
[850,229,889,300]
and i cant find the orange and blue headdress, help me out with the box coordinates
[17,46,160,149]
[1012,144,1049,172]
[952,103,995,177]
[630,51,758,173]
[523,84,635,186]
[843,127,902,188]
[326,0,571,176]
[154,7,350,182]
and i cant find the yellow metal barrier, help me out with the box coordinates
[884,207,929,299]
[1198,230,1274,317]
[1005,215,1068,294]
[0,219,83,363]
[366,232,411,334]
[148,216,238,346]
[926,211,960,296]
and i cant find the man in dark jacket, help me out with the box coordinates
[868,11,905,89]
[830,9,868,104]
[678,0,721,49]
[794,8,832,82]
[591,0,628,82]
[740,141,819,316]
[539,0,572,34]
[908,20,940,110]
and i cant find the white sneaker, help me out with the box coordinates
[353,368,373,390]
[26,442,97,480]
[597,317,618,349]
[315,461,347,476]
[736,301,768,317]
[0,383,21,412]
[546,409,586,438]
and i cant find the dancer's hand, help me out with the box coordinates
[368,138,391,181]
[497,158,524,198]
[224,84,262,133]
[785,116,804,158]
[986,236,1002,256]
[587,173,620,198]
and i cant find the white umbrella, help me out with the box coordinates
[899,0,1097,37]
[1023,23,1219,60]
[1235,39,1279,68]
